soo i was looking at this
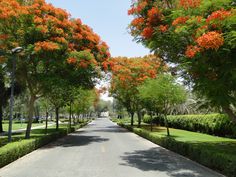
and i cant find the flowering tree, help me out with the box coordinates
[110,55,164,126]
[0,0,110,138]
[128,0,236,122]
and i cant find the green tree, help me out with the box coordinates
[128,0,236,122]
[110,55,163,126]
[138,74,187,135]
[0,0,110,139]
[73,89,97,120]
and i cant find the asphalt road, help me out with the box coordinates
[0,118,224,177]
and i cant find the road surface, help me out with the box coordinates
[0,118,224,177]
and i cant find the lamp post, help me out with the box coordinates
[8,47,23,142]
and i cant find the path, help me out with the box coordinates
[0,118,224,177]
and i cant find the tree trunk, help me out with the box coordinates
[73,115,75,125]
[69,102,72,129]
[131,112,134,126]
[55,107,59,130]
[137,111,142,128]
[150,113,153,132]
[164,114,170,136]
[45,111,48,134]
[0,105,3,133]
[223,106,236,123]
[25,95,36,139]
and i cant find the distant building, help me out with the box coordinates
[100,112,109,117]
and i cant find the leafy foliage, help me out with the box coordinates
[110,55,164,125]
[0,0,111,138]
[138,74,187,115]
[143,114,236,137]
[128,0,236,122]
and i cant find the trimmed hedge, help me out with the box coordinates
[143,114,236,137]
[0,121,88,168]
[119,123,236,177]
[0,129,70,168]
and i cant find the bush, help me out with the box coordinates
[0,121,89,168]
[143,114,236,137]
[118,123,236,177]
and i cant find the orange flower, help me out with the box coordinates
[206,9,231,23]
[131,17,145,27]
[196,31,224,50]
[0,34,8,40]
[79,60,88,68]
[34,41,59,52]
[142,27,154,39]
[0,0,29,19]
[136,1,148,13]
[179,0,201,9]
[185,45,201,58]
[102,61,109,71]
[128,1,147,15]
[51,37,67,44]
[67,57,77,64]
[159,25,168,32]
[36,25,48,34]
[172,16,189,26]
[147,7,162,26]
[128,7,136,15]
[33,16,43,24]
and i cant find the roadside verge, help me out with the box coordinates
[116,122,235,177]
[0,121,89,168]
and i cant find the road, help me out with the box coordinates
[0,118,224,177]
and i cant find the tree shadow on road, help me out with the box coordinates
[90,125,128,133]
[41,132,109,149]
[120,147,221,177]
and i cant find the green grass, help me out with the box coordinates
[0,124,67,147]
[140,125,236,156]
[140,125,236,142]
[0,120,90,147]
[2,122,46,131]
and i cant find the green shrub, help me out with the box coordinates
[0,121,88,168]
[143,114,236,137]
[0,130,67,168]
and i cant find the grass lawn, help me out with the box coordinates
[2,122,46,131]
[0,124,67,147]
[139,124,236,155]
[0,120,89,147]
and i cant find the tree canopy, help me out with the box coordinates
[110,55,165,126]
[0,0,111,138]
[128,0,236,122]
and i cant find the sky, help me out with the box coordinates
[46,0,150,58]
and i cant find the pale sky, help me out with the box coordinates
[45,0,150,58]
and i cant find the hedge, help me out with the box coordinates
[0,122,88,168]
[143,114,236,137]
[119,123,236,177]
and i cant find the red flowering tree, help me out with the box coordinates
[128,0,236,122]
[0,0,110,138]
[110,55,165,126]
